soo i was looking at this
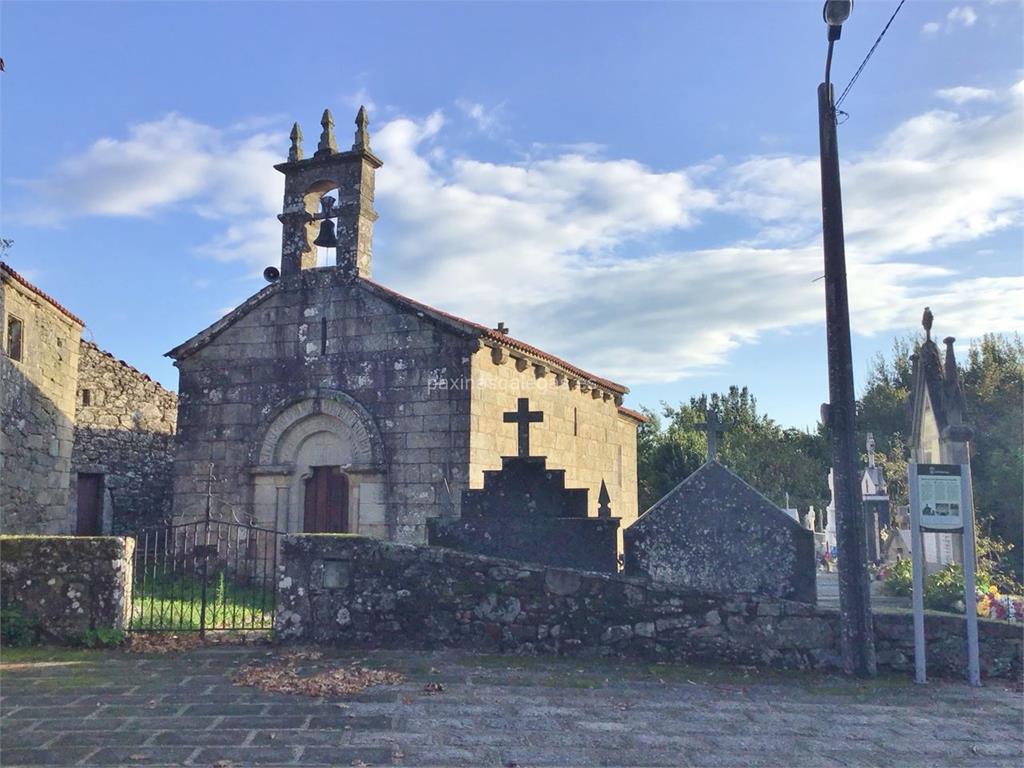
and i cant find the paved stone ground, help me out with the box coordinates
[2,645,1021,767]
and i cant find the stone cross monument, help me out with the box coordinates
[503,397,544,458]
[696,409,726,462]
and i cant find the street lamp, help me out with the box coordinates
[816,0,876,678]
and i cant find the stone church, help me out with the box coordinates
[168,108,641,546]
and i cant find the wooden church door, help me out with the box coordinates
[303,466,349,533]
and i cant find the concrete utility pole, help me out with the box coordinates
[818,0,877,678]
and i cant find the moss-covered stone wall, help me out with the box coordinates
[0,536,134,642]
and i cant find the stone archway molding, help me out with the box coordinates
[251,389,386,471]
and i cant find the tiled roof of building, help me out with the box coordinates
[363,279,630,395]
[0,261,85,326]
[616,406,649,423]
[169,272,632,399]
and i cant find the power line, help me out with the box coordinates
[835,0,908,110]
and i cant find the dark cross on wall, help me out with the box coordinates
[696,408,727,462]
[504,397,544,458]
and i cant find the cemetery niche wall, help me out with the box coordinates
[623,411,816,603]
[428,397,620,573]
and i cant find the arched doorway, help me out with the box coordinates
[250,391,387,537]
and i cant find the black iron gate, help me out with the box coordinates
[128,518,283,633]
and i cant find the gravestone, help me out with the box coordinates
[427,397,620,572]
[623,408,816,603]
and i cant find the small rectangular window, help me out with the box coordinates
[6,316,23,362]
[573,407,578,437]
[81,389,92,406]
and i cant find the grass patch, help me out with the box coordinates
[0,646,102,665]
[131,569,274,631]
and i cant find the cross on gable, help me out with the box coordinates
[504,397,544,458]
[696,408,726,462]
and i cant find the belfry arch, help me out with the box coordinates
[249,391,387,537]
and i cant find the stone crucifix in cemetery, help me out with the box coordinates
[504,397,544,458]
[696,408,727,462]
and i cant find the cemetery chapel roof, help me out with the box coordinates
[629,459,801,533]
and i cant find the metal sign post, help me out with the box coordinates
[960,463,981,686]
[907,463,927,684]
[907,462,981,686]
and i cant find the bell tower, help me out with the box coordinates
[274,107,383,279]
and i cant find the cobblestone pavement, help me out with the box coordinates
[2,645,1021,767]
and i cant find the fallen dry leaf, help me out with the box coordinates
[232,654,404,698]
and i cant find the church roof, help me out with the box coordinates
[362,279,629,395]
[167,273,630,398]
[1,261,85,327]
[628,459,801,534]
[616,406,649,424]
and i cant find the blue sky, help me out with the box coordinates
[2,1,1022,429]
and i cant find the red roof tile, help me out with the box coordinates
[617,406,649,423]
[363,278,629,395]
[1,261,85,327]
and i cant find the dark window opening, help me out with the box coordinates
[81,388,92,406]
[6,315,23,361]
[321,316,328,355]
[573,407,578,437]
[76,473,104,535]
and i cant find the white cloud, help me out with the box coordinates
[455,99,505,134]
[16,84,1024,383]
[935,86,998,104]
[948,5,979,26]
[345,87,377,116]
[924,5,980,34]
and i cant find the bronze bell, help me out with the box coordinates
[313,218,338,248]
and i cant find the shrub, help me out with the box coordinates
[923,564,992,613]
[0,605,37,647]
[76,628,125,648]
[882,558,912,597]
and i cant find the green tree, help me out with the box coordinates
[857,332,1023,580]
[638,386,830,516]
[961,334,1024,579]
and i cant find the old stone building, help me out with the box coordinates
[1,262,177,535]
[168,108,642,549]
[1,263,83,533]
[73,342,178,533]
[623,410,816,603]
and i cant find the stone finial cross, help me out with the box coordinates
[495,322,509,335]
[696,408,726,462]
[504,397,544,458]
[598,479,612,518]
[922,306,933,342]
[316,109,338,157]
[353,106,371,151]
[288,122,303,162]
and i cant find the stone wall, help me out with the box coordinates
[1,268,83,534]
[0,536,134,641]
[469,345,639,538]
[276,535,1022,680]
[73,342,178,532]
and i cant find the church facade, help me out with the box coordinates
[168,108,641,546]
